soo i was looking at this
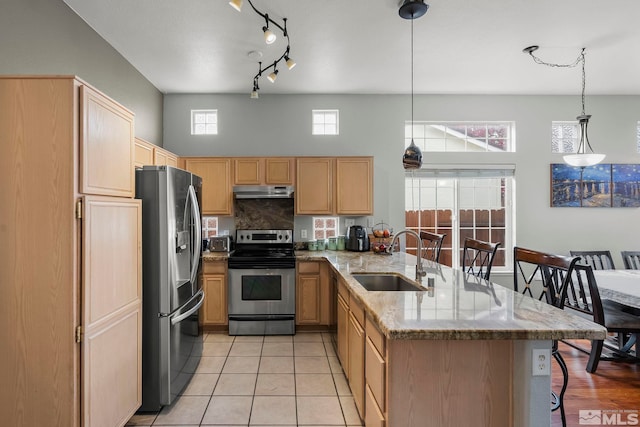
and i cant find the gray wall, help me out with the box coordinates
[0,0,163,145]
[164,93,640,281]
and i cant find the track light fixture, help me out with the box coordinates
[523,45,605,167]
[230,0,295,98]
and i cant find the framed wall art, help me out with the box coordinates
[550,164,640,208]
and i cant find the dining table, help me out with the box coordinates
[592,269,640,310]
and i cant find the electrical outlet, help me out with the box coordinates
[367,217,375,227]
[301,229,308,239]
[345,219,355,228]
[221,230,229,236]
[532,349,551,376]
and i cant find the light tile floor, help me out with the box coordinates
[126,332,363,427]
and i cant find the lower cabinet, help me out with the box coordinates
[296,261,330,326]
[336,281,388,426]
[201,261,228,326]
[348,309,365,417]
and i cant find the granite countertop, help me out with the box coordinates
[297,250,607,341]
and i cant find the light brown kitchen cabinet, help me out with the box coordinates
[336,157,373,215]
[234,157,295,185]
[1,76,141,427]
[183,157,233,215]
[201,261,228,326]
[154,145,178,167]
[265,158,295,184]
[296,261,331,326]
[134,137,155,168]
[296,157,334,214]
[80,84,135,198]
[337,292,350,372]
[135,137,178,170]
[348,303,365,417]
[365,319,386,426]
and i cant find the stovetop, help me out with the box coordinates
[228,229,295,268]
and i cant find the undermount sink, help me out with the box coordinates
[351,273,425,292]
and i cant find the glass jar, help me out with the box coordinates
[337,235,346,250]
[308,240,317,251]
[328,237,337,250]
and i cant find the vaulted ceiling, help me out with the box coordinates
[63,0,640,96]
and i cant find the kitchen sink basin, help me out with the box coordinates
[351,273,424,292]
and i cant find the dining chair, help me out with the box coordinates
[561,263,640,373]
[621,251,640,270]
[419,231,446,263]
[569,250,615,270]
[513,246,581,427]
[462,237,500,281]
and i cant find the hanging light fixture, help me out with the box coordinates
[399,0,429,170]
[523,46,605,167]
[230,0,295,98]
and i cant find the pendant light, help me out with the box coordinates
[523,46,605,168]
[400,0,429,170]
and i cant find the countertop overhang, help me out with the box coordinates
[296,250,607,341]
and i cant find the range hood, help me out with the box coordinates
[233,185,294,199]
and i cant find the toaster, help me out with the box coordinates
[208,235,233,252]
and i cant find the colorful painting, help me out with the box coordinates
[612,164,640,207]
[551,164,640,207]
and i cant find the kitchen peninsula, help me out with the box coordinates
[295,250,606,427]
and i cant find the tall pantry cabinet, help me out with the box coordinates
[0,77,142,427]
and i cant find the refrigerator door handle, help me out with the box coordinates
[187,184,202,288]
[170,289,205,325]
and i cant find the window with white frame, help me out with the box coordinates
[405,168,514,270]
[191,109,218,135]
[313,217,339,240]
[312,110,339,135]
[406,122,514,152]
[202,216,219,237]
[551,121,579,153]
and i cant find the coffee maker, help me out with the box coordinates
[346,225,370,252]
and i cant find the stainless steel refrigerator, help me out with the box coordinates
[136,166,204,412]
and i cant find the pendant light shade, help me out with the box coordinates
[524,46,605,168]
[562,114,605,167]
[403,140,423,169]
[400,1,428,170]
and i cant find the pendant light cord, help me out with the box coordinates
[411,15,414,142]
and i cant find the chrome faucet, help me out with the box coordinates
[391,229,427,281]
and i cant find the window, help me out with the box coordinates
[313,217,339,240]
[191,109,218,135]
[406,122,514,152]
[202,216,219,237]
[552,121,579,153]
[405,168,514,271]
[312,109,339,135]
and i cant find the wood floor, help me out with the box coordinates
[552,340,640,426]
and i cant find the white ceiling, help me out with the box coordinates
[62,0,640,96]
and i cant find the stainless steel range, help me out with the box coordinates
[228,229,296,335]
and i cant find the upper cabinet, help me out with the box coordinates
[80,85,135,197]
[134,138,154,169]
[154,146,178,167]
[296,157,334,215]
[296,156,374,215]
[183,157,233,215]
[134,137,179,169]
[234,157,295,185]
[336,157,373,215]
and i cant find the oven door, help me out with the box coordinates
[228,268,295,315]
